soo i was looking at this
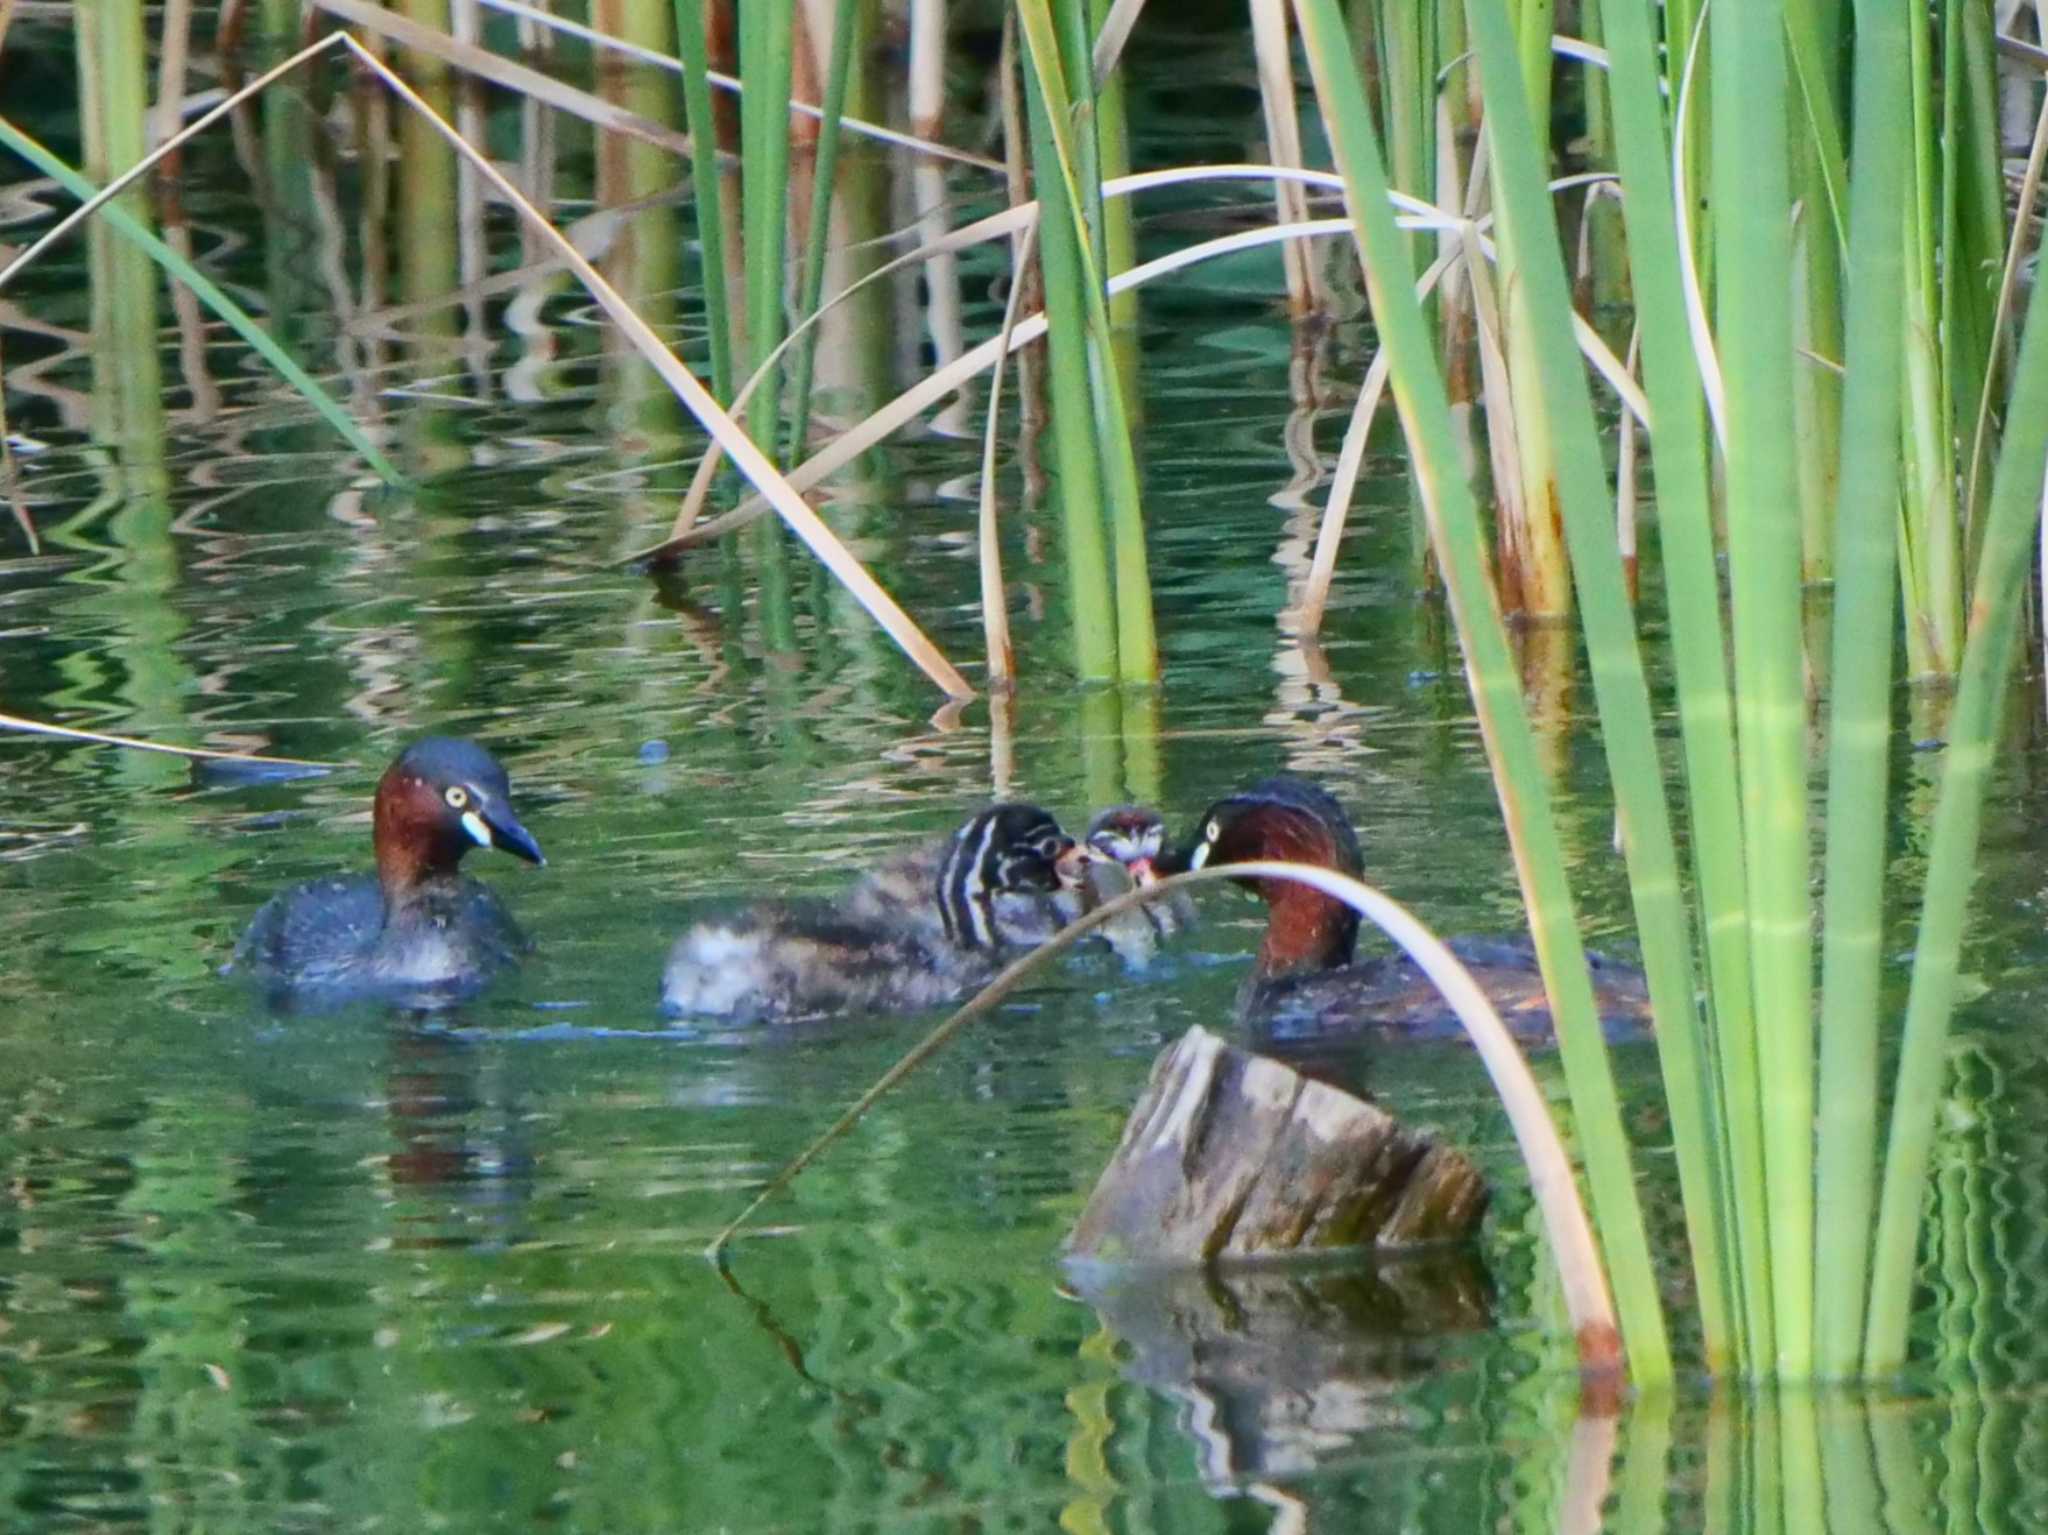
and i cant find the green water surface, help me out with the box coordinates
[4,12,2048,1533]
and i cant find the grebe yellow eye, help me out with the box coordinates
[445,785,470,809]
[1204,818,1220,843]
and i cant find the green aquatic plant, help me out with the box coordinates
[1297,0,2048,1388]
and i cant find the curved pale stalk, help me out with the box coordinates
[663,198,1048,544]
[339,35,973,700]
[1440,33,1620,81]
[634,187,1650,566]
[977,219,1044,687]
[703,862,1621,1377]
[0,117,404,488]
[632,218,1362,564]
[664,162,1396,546]
[1552,36,1612,68]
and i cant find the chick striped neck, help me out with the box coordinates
[937,810,998,948]
[934,805,1067,951]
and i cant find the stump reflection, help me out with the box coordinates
[1063,1250,1494,1485]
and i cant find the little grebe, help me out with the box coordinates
[1171,776,1649,1041]
[225,737,545,1006]
[661,803,1084,1023]
[837,803,1087,948]
[1076,805,1198,969]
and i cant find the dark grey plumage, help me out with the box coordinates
[222,736,542,1009]
[228,873,529,1006]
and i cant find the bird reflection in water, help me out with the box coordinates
[383,1027,536,1250]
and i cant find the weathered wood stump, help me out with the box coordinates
[1064,1026,1488,1262]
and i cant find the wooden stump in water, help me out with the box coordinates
[1064,1026,1488,1262]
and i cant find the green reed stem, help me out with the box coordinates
[1018,0,1157,683]
[672,0,736,402]
[1714,0,1816,1381]
[1947,0,2003,561]
[1472,0,1702,1387]
[1786,0,1845,582]
[1599,0,1744,1373]
[1485,0,1572,624]
[1513,0,1553,145]
[0,119,402,487]
[1783,0,1849,255]
[738,0,799,649]
[1864,211,2048,1377]
[1811,0,1909,1382]
[1293,0,1670,1386]
[1577,0,1631,318]
[74,0,164,450]
[1018,25,1117,683]
[738,0,794,451]
[1087,0,1139,334]
[784,0,859,463]
[1377,0,1432,274]
[1051,0,1107,281]
[1898,0,1959,677]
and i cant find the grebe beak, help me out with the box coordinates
[472,801,546,866]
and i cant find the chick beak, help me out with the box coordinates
[1126,856,1158,886]
[475,801,546,866]
[1054,841,1091,889]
